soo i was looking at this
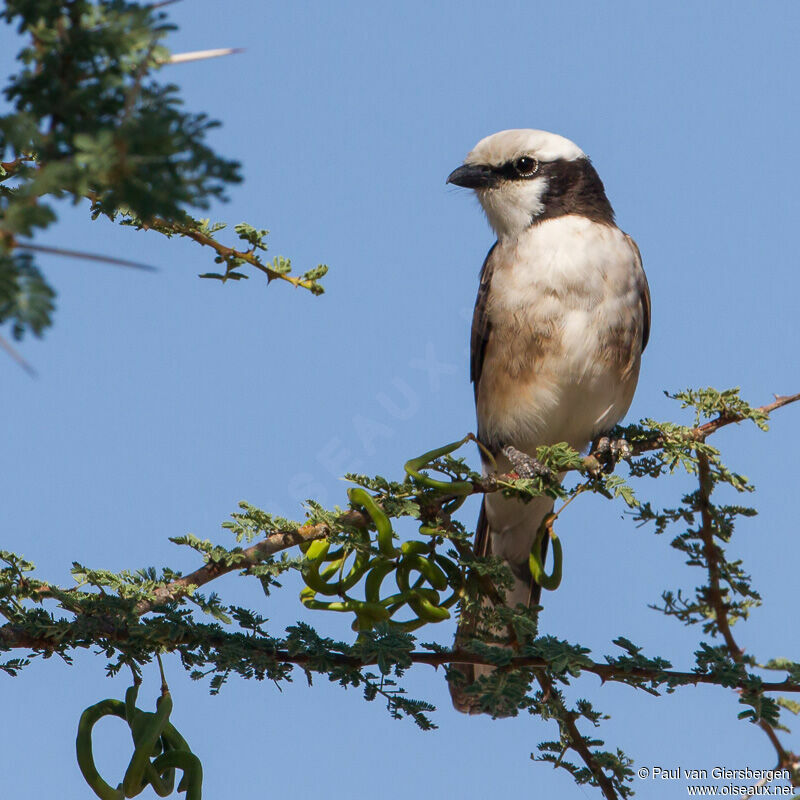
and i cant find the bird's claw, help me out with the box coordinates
[587,436,632,476]
[501,445,554,480]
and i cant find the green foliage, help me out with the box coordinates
[533,690,634,799]
[0,0,326,344]
[668,387,771,430]
[1,0,238,223]
[221,501,300,543]
[0,250,55,339]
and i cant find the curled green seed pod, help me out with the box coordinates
[152,750,203,800]
[417,525,441,537]
[76,700,127,800]
[348,487,397,557]
[77,687,200,800]
[407,590,451,623]
[528,513,563,591]
[404,437,474,495]
[159,721,191,754]
[143,752,175,799]
[380,586,440,608]
[364,557,395,604]
[300,560,343,596]
[122,691,173,797]
[396,553,448,592]
[301,546,370,596]
[124,684,140,726]
[301,593,389,620]
[400,540,432,557]
[333,546,371,592]
[433,554,464,609]
[351,602,393,632]
[304,539,330,562]
[299,539,344,560]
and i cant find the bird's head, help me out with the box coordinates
[447,129,613,239]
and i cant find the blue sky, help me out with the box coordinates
[3,2,800,798]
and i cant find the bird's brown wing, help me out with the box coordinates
[468,243,498,587]
[451,244,545,714]
[468,240,545,602]
[624,234,651,352]
[470,242,498,402]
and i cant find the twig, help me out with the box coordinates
[136,216,317,291]
[134,515,364,614]
[0,332,36,376]
[695,450,799,781]
[80,190,321,292]
[620,393,800,460]
[694,393,800,439]
[15,241,157,272]
[535,670,619,800]
[696,453,742,659]
[0,155,35,177]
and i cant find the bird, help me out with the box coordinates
[445,129,650,714]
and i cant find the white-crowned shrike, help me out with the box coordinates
[446,129,650,713]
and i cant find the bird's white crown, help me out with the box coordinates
[465,129,584,166]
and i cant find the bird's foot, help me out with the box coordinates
[585,436,632,476]
[501,445,555,480]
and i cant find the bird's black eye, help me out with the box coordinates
[514,156,539,177]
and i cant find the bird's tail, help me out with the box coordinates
[448,496,552,715]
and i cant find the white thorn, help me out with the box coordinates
[167,48,244,65]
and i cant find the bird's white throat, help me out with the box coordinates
[476,176,549,240]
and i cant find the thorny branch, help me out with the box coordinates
[133,519,356,614]
[696,448,799,782]
[6,618,798,693]
[534,670,619,800]
[133,215,321,291]
[123,392,800,613]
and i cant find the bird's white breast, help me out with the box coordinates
[477,215,645,453]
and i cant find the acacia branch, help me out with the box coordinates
[133,392,800,614]
[696,452,742,659]
[534,669,619,799]
[137,215,318,290]
[694,393,800,440]
[134,517,363,614]
[695,450,799,780]
[622,392,800,459]
[10,610,798,694]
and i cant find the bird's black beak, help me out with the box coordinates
[446,163,497,189]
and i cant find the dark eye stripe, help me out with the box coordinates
[493,157,540,181]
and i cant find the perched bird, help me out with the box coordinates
[446,129,650,713]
